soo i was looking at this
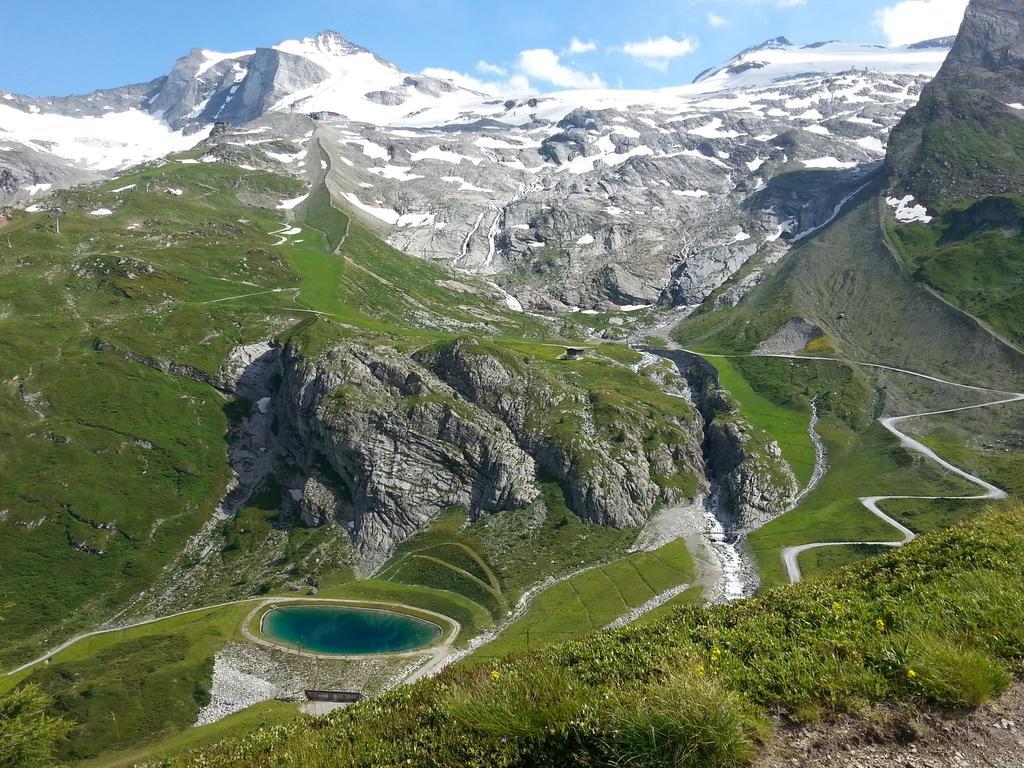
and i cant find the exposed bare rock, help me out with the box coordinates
[273,341,539,571]
[415,338,706,528]
[658,349,799,531]
[755,317,825,355]
[758,682,1024,768]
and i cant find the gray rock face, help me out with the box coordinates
[299,474,345,528]
[705,420,800,531]
[272,341,539,571]
[415,338,706,528]
[220,50,330,127]
[315,63,936,312]
[146,49,246,133]
[937,0,1024,96]
[0,144,98,206]
[213,335,706,570]
[661,349,798,532]
[754,317,825,355]
[149,46,335,133]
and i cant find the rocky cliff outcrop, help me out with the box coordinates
[415,338,705,528]
[704,419,800,531]
[887,0,1024,206]
[270,341,538,571]
[934,0,1024,95]
[226,335,705,571]
[659,349,799,532]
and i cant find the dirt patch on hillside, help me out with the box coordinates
[759,683,1024,767]
[754,317,823,355]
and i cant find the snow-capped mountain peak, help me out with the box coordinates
[1,30,954,212]
[273,30,384,66]
[264,30,482,121]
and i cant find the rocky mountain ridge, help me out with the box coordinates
[216,334,710,572]
[887,0,1024,207]
[2,31,953,310]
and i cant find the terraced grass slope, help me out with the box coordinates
[471,539,696,659]
[150,502,1024,768]
[375,509,509,620]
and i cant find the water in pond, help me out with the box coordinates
[262,605,441,655]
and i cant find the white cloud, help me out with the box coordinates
[430,42,603,94]
[707,12,730,27]
[566,37,598,55]
[517,48,605,88]
[874,0,968,46]
[621,35,699,71]
[775,0,806,6]
[476,60,507,76]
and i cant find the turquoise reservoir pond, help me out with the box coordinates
[261,605,442,655]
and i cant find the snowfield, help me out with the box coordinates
[0,105,198,169]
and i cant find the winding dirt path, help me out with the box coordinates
[5,597,459,681]
[5,598,263,677]
[685,350,1024,584]
[781,390,1022,582]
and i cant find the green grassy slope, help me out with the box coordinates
[750,420,976,585]
[0,603,255,762]
[78,701,296,768]
[677,189,1024,390]
[373,509,507,620]
[0,159,312,665]
[888,85,1024,210]
[0,148,719,765]
[152,502,1024,768]
[470,480,643,599]
[710,357,817,485]
[471,539,695,659]
[885,195,1024,348]
[680,266,1017,584]
[0,151,698,666]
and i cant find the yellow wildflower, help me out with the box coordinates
[875,618,886,633]
[490,670,501,681]
[694,663,706,677]
[907,669,917,679]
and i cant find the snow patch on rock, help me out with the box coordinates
[802,157,858,170]
[887,194,933,223]
[277,193,309,210]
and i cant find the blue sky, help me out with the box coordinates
[3,0,968,96]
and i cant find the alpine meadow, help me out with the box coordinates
[1,0,1023,766]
